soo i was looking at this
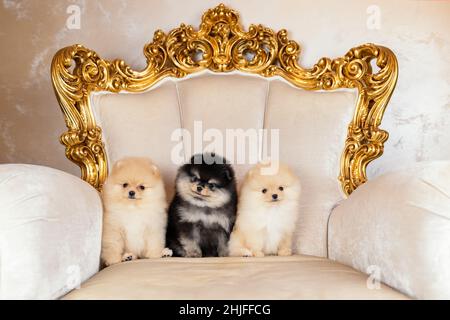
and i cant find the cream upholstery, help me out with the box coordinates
[329,161,450,299]
[91,81,182,200]
[63,256,407,300]
[91,71,356,257]
[0,164,102,299]
[265,80,355,256]
[176,73,267,180]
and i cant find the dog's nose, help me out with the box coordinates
[272,194,278,200]
[197,185,203,192]
[129,190,135,197]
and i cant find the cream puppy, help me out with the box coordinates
[229,162,301,257]
[101,157,172,266]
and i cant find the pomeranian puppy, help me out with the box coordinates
[229,162,301,257]
[166,153,237,257]
[101,157,172,266]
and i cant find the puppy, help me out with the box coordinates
[229,162,301,257]
[101,157,172,266]
[166,153,237,257]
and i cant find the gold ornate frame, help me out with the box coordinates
[51,4,397,195]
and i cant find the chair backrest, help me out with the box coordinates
[51,4,397,257]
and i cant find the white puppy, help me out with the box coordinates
[101,157,172,266]
[229,162,301,257]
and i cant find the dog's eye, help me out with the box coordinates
[139,185,145,191]
[208,183,216,190]
[279,186,284,191]
[262,188,267,194]
[122,183,128,188]
[190,176,198,183]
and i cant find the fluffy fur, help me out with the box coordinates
[101,157,172,266]
[229,162,301,257]
[166,153,237,257]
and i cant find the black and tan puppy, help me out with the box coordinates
[166,153,237,257]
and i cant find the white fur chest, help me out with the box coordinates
[113,210,151,255]
[179,209,231,232]
[263,206,290,254]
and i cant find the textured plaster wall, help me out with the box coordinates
[0,0,449,178]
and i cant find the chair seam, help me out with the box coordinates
[261,81,271,161]
[174,82,186,162]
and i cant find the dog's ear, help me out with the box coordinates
[113,159,124,170]
[151,164,160,175]
[146,159,160,176]
[247,164,259,178]
[224,166,234,181]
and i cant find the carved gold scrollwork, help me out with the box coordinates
[51,4,397,194]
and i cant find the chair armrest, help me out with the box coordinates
[328,161,450,299]
[0,164,102,299]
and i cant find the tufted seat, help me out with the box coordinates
[63,256,406,300]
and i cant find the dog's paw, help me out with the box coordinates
[277,248,292,256]
[241,248,253,257]
[161,248,173,258]
[121,252,138,262]
[103,259,121,267]
[252,250,265,258]
[185,250,202,258]
[102,254,122,267]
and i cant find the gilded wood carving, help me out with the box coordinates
[51,4,398,195]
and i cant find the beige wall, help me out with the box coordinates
[0,0,449,178]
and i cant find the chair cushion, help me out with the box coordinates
[0,164,102,299]
[63,255,407,300]
[328,161,450,299]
